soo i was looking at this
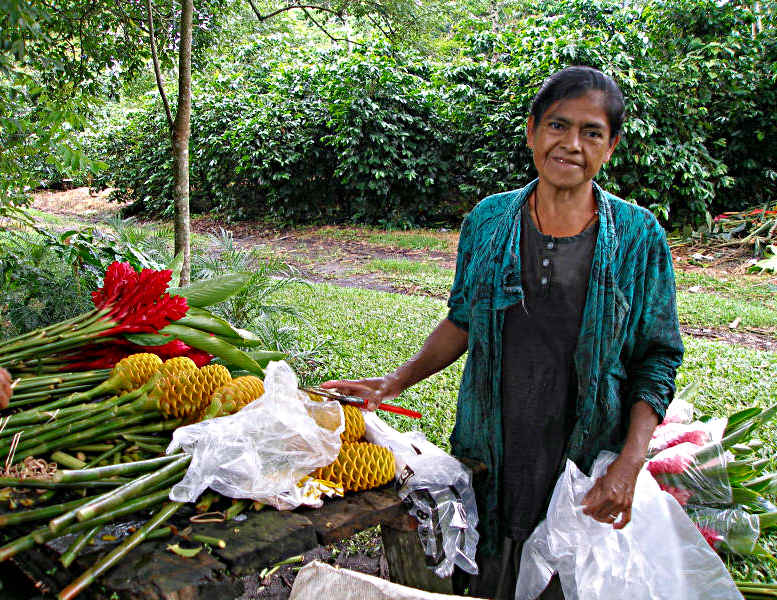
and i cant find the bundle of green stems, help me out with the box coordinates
[0,453,251,599]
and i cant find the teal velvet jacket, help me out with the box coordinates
[447,180,684,556]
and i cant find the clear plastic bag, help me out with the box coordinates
[662,391,696,424]
[363,412,479,578]
[515,451,743,600]
[686,506,760,556]
[647,442,732,506]
[166,361,344,509]
[649,418,727,456]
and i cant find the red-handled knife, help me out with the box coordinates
[302,386,422,419]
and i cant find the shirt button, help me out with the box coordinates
[547,241,554,250]
[542,258,550,267]
[540,276,548,285]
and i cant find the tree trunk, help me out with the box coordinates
[172,0,193,285]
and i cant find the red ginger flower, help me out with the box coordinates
[660,485,693,506]
[91,262,188,336]
[648,453,693,476]
[651,426,709,454]
[670,430,708,447]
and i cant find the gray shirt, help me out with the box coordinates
[501,206,597,540]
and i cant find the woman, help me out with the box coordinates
[323,66,683,599]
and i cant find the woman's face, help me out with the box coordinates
[527,90,620,194]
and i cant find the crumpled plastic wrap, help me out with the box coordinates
[662,393,696,424]
[515,451,743,600]
[647,442,732,506]
[686,506,760,555]
[363,412,479,578]
[649,418,728,456]
[166,361,344,509]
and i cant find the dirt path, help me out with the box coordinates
[30,188,776,352]
[189,215,457,296]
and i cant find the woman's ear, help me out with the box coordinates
[526,115,535,150]
[604,134,621,162]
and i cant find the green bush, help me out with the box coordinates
[95,1,776,227]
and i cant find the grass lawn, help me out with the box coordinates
[280,279,777,440]
[354,257,777,335]
[356,258,455,297]
[305,225,457,252]
[675,270,777,332]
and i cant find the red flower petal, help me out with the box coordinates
[696,525,723,549]
[91,262,189,336]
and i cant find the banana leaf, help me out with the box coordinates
[158,323,264,375]
[167,253,185,288]
[726,407,762,433]
[211,350,286,369]
[123,333,173,347]
[167,273,251,307]
[745,473,777,496]
[176,307,264,345]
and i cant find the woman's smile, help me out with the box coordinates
[551,156,583,168]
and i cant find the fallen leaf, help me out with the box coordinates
[167,543,203,558]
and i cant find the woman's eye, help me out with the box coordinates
[586,130,603,138]
[548,121,563,130]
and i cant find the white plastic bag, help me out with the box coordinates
[363,413,479,578]
[515,451,743,600]
[289,560,471,600]
[166,361,344,509]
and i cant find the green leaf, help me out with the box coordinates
[217,335,267,348]
[123,333,173,347]
[674,382,699,404]
[167,253,184,288]
[245,350,286,366]
[167,273,252,307]
[175,313,238,338]
[745,473,777,496]
[212,349,286,368]
[726,407,762,433]
[159,323,264,375]
[178,307,266,345]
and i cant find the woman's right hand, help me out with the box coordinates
[320,374,404,411]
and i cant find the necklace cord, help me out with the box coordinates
[532,188,598,236]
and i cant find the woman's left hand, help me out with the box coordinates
[581,453,643,529]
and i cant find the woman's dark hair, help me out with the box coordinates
[530,66,625,141]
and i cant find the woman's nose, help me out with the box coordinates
[561,128,583,151]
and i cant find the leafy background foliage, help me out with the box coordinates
[88,0,776,227]
[0,0,233,214]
